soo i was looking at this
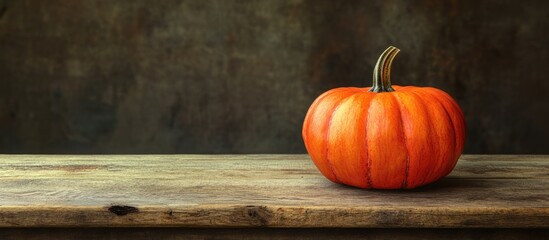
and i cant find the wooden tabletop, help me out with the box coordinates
[0,155,548,228]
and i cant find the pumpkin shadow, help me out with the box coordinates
[406,177,488,192]
[332,177,489,193]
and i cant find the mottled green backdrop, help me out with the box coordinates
[1,0,548,153]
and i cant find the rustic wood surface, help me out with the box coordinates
[0,155,548,228]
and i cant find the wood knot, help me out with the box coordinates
[108,205,139,216]
[244,206,272,226]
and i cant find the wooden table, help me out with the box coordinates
[0,155,548,239]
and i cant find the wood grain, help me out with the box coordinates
[0,155,548,228]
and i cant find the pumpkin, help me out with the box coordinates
[302,46,466,189]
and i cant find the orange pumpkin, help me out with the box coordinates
[302,46,466,189]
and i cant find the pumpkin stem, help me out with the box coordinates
[370,46,400,93]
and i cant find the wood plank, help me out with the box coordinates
[0,155,548,228]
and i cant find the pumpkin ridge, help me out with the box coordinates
[434,96,458,178]
[324,92,360,183]
[405,89,437,186]
[304,88,361,183]
[418,88,462,177]
[392,92,411,189]
[363,93,376,188]
[428,88,466,154]
[302,88,345,144]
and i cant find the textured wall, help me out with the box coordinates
[1,0,548,153]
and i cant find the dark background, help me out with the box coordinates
[1,0,548,154]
